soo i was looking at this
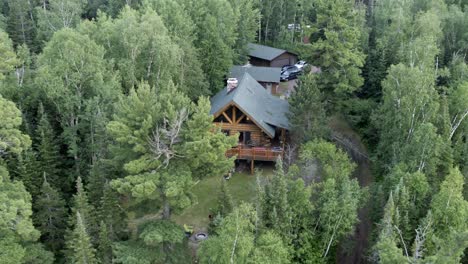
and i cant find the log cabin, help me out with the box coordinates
[210,72,290,173]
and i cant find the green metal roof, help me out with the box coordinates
[247,43,295,61]
[210,72,289,138]
[230,65,281,83]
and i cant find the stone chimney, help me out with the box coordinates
[227,78,238,93]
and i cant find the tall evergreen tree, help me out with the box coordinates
[143,0,210,98]
[66,176,98,246]
[35,103,61,188]
[288,74,328,143]
[65,212,98,264]
[261,158,292,241]
[34,176,67,254]
[186,0,238,91]
[305,0,366,110]
[0,96,52,263]
[5,0,37,50]
[97,221,112,264]
[228,0,259,64]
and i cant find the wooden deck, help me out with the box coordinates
[226,146,283,161]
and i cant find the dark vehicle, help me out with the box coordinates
[281,65,293,72]
[280,66,301,81]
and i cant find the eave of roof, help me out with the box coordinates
[247,43,285,61]
[230,65,281,83]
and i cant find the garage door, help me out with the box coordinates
[271,58,290,67]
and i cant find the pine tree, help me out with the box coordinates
[67,176,98,244]
[426,167,468,256]
[65,212,98,264]
[288,74,328,143]
[98,182,125,237]
[5,0,37,49]
[261,158,291,239]
[13,149,41,197]
[214,179,234,217]
[36,103,62,189]
[97,221,112,264]
[306,0,366,110]
[34,176,67,254]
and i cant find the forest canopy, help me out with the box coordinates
[0,0,467,263]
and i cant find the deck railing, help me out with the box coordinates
[226,146,283,161]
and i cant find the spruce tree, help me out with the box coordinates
[97,221,112,264]
[288,74,328,143]
[306,0,366,110]
[67,176,98,244]
[98,182,125,237]
[65,212,98,264]
[214,179,234,217]
[261,158,291,239]
[36,103,62,189]
[34,176,67,254]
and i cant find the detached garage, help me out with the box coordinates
[247,43,298,68]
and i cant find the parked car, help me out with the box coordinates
[294,60,308,69]
[281,65,293,72]
[280,66,301,81]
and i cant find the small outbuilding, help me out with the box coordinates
[229,65,281,94]
[247,43,298,68]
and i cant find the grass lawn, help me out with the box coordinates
[172,165,274,231]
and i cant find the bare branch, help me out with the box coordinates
[147,108,188,167]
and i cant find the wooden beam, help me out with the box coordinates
[235,114,246,124]
[233,106,236,124]
[222,111,233,124]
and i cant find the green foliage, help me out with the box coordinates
[80,6,183,93]
[109,83,235,218]
[288,74,328,142]
[0,28,19,81]
[261,158,292,242]
[34,176,67,253]
[113,220,188,264]
[36,27,119,176]
[143,0,210,98]
[4,0,37,50]
[36,0,85,42]
[0,95,31,154]
[0,165,52,264]
[305,0,366,109]
[139,220,185,246]
[68,176,98,240]
[199,203,290,263]
[299,140,364,259]
[188,0,238,91]
[97,221,112,264]
[213,179,234,217]
[35,104,62,188]
[250,231,291,264]
[428,167,467,246]
[98,183,126,238]
[228,0,260,64]
[65,212,98,264]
